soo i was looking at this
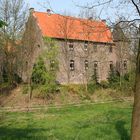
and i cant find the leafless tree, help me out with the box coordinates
[0,0,28,84]
[78,3,98,20]
[76,0,140,139]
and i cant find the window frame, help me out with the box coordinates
[94,61,98,70]
[109,46,113,53]
[50,60,55,70]
[109,61,113,71]
[85,60,88,70]
[70,60,75,71]
[84,41,88,51]
[69,41,74,51]
[93,44,97,52]
[124,60,127,70]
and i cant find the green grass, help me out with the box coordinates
[0,101,132,140]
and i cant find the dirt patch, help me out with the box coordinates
[0,85,134,109]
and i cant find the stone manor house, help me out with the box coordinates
[21,8,129,84]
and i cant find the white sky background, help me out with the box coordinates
[26,0,139,24]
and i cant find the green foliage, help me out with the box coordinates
[99,81,109,89]
[87,70,99,94]
[0,20,7,28]
[31,38,59,97]
[108,70,135,93]
[0,101,132,140]
[32,57,47,84]
[22,85,29,94]
[87,83,99,94]
[108,71,120,85]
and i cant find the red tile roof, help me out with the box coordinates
[33,11,113,43]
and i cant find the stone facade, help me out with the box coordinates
[21,9,129,84]
[56,40,116,84]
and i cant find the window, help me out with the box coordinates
[109,46,113,53]
[93,61,98,83]
[69,41,74,51]
[109,61,113,71]
[84,41,88,51]
[93,45,97,52]
[70,60,74,71]
[50,60,55,70]
[124,60,127,70]
[85,60,88,70]
[37,44,40,48]
[26,61,28,66]
[94,61,98,70]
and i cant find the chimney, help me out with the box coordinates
[88,17,93,20]
[29,8,34,15]
[102,19,106,22]
[47,9,51,15]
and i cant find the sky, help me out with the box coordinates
[26,0,95,15]
[26,0,139,23]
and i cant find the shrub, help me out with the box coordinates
[22,85,29,94]
[31,57,47,85]
[87,83,100,94]
[99,81,109,89]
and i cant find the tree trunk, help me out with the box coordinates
[131,26,140,140]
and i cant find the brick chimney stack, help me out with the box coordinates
[29,8,34,15]
[47,9,51,15]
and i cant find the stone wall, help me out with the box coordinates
[56,40,117,84]
[21,12,44,83]
[21,11,128,85]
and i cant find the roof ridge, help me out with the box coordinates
[34,11,103,23]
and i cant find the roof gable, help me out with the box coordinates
[33,11,113,43]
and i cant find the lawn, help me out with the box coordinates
[0,101,132,140]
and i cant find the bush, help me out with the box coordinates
[31,57,47,84]
[22,85,29,94]
[87,83,99,94]
[31,56,59,98]
[99,81,109,89]
[108,70,135,93]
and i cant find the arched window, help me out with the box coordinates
[94,61,98,70]
[109,61,113,71]
[70,60,74,71]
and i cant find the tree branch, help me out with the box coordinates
[131,0,140,16]
[73,0,112,9]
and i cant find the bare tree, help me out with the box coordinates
[0,0,28,84]
[78,3,98,20]
[76,0,140,139]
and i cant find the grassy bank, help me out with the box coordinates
[0,101,132,140]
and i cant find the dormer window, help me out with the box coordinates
[84,41,88,51]
[69,41,74,51]
[70,60,74,71]
[85,60,88,70]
